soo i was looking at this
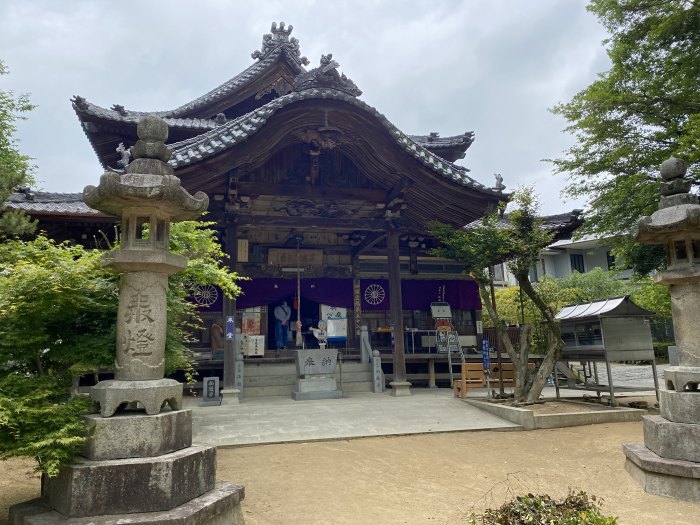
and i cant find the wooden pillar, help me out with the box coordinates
[387,229,410,395]
[223,222,238,391]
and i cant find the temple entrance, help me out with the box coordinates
[265,294,322,350]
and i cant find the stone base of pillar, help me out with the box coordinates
[91,379,182,417]
[9,481,245,525]
[220,388,241,405]
[659,388,700,423]
[663,365,700,392]
[623,443,700,503]
[389,381,412,397]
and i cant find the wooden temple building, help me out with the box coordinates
[4,23,580,394]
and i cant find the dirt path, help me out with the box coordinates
[2,422,697,524]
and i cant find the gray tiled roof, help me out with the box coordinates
[5,192,102,215]
[73,46,296,122]
[74,98,221,129]
[168,88,503,196]
[466,210,584,234]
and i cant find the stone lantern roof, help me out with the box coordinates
[84,115,208,221]
[635,157,700,243]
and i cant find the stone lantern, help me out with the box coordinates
[10,116,246,524]
[624,157,700,503]
[84,115,209,414]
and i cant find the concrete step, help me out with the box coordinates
[240,361,375,397]
[244,381,373,398]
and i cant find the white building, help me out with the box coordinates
[493,234,633,287]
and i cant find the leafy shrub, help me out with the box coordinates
[468,491,617,525]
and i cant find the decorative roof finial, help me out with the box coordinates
[251,21,309,66]
[293,54,362,97]
[493,173,505,192]
[116,142,131,170]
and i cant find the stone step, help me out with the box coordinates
[243,370,372,386]
[219,361,376,398]
[243,361,370,376]
[42,445,216,518]
[244,382,375,398]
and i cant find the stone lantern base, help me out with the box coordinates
[10,481,244,525]
[9,407,245,525]
[623,386,700,503]
[91,378,183,417]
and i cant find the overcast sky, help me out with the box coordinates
[1,0,610,214]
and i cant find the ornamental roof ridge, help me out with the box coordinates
[167,88,503,197]
[71,97,220,130]
[251,21,310,67]
[407,131,475,149]
[71,45,288,120]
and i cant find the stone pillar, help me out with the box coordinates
[115,272,168,380]
[372,349,384,393]
[623,157,700,503]
[360,325,372,364]
[223,222,238,391]
[387,229,411,396]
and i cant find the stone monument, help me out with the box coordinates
[623,157,700,503]
[292,348,343,400]
[10,116,245,524]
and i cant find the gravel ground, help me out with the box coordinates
[3,420,697,525]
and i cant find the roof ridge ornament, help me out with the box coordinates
[493,173,506,192]
[293,54,362,97]
[251,21,309,66]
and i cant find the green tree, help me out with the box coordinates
[550,0,700,273]
[0,60,37,236]
[431,188,562,403]
[494,269,632,353]
[0,222,240,475]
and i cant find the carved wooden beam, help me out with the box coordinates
[236,182,386,202]
[234,215,390,231]
[385,176,413,203]
[351,232,387,258]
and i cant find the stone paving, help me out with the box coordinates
[187,363,662,448]
[187,388,520,448]
[608,362,667,389]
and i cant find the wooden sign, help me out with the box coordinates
[268,248,324,267]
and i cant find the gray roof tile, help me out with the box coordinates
[167,88,503,196]
[4,192,102,215]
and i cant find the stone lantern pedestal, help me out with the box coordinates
[623,157,700,503]
[10,116,245,524]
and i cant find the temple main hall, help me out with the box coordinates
[8,23,580,394]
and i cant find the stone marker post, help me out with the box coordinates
[623,157,700,503]
[10,116,246,525]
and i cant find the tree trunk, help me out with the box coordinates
[477,280,530,401]
[480,272,565,403]
[517,273,564,403]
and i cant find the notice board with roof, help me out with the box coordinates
[554,295,659,402]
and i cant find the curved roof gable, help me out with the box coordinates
[168,87,502,197]
[72,22,308,122]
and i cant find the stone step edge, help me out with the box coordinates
[10,480,244,525]
[623,442,700,478]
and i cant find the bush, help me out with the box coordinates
[468,491,617,525]
[653,342,674,363]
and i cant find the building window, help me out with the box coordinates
[570,253,585,273]
[493,264,505,282]
[606,251,615,270]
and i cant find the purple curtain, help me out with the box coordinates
[232,277,480,311]
[360,279,481,311]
